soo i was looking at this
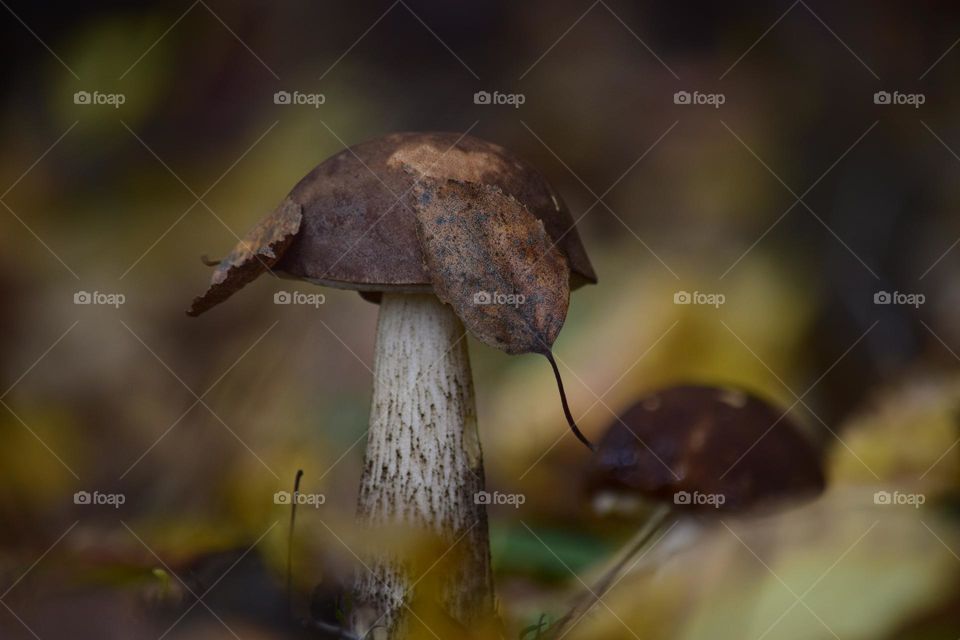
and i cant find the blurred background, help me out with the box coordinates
[2,1,960,638]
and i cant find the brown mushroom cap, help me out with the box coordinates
[188,132,595,316]
[590,385,825,513]
[281,131,596,291]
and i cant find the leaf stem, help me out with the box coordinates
[545,351,595,451]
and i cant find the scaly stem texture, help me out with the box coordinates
[352,294,494,637]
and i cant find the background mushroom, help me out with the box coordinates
[590,384,825,514]
[550,384,825,638]
[187,132,595,635]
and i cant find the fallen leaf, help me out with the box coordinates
[410,177,570,355]
[188,198,302,316]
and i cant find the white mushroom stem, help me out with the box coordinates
[351,293,494,637]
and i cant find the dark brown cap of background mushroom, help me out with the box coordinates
[589,385,826,513]
[188,131,595,317]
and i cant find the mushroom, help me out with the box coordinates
[187,132,596,635]
[590,384,825,514]
[550,384,825,637]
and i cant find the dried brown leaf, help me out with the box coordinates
[410,177,570,355]
[187,198,303,316]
